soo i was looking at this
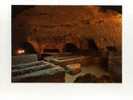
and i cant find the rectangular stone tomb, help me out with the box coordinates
[44,56,86,67]
[12,54,38,65]
[12,61,65,82]
[12,61,45,70]
[44,55,102,67]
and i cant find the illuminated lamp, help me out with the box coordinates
[17,48,25,55]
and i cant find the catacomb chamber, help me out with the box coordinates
[12,6,122,83]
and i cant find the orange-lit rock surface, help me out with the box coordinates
[12,6,122,54]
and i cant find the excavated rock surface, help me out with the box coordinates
[13,6,122,54]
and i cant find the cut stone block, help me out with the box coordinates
[45,56,86,67]
[12,66,65,82]
[12,54,38,65]
[12,64,52,76]
[12,61,45,70]
[65,63,81,75]
[12,60,65,82]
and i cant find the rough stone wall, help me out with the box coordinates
[27,32,81,54]
[13,6,122,54]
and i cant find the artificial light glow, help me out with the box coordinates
[17,49,25,55]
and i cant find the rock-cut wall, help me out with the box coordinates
[12,6,122,54]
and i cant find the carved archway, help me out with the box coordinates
[20,42,37,54]
[63,43,79,53]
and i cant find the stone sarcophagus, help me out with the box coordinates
[12,60,65,82]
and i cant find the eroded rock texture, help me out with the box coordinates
[12,6,122,54]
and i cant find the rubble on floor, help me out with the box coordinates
[74,73,97,83]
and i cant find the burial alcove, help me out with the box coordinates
[63,43,79,53]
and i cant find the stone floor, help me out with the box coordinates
[12,52,121,82]
[44,53,110,82]
[65,64,109,82]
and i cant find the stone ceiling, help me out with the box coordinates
[12,6,122,50]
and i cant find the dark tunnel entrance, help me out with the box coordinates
[20,42,37,54]
[43,49,60,53]
[63,43,79,53]
[87,39,98,51]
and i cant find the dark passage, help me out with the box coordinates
[63,43,79,53]
[21,42,36,54]
[87,39,98,51]
[44,49,60,53]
